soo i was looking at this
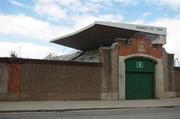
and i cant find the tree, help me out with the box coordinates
[10,51,18,58]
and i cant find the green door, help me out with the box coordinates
[125,58,155,100]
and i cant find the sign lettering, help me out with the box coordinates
[136,26,163,32]
[136,62,144,69]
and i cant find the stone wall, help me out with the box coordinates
[99,47,112,100]
[99,42,119,100]
[0,58,102,101]
[163,50,176,97]
[110,43,119,99]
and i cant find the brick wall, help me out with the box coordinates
[0,58,102,101]
[175,67,180,97]
[119,35,163,59]
[0,63,9,100]
[167,53,175,92]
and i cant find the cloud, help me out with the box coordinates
[72,14,124,29]
[148,18,180,59]
[131,18,180,59]
[33,0,130,22]
[32,0,180,22]
[0,41,64,59]
[0,12,124,41]
[56,0,102,13]
[145,0,180,10]
[89,0,139,5]
[0,13,74,40]
[130,12,152,24]
[0,11,124,59]
[141,12,152,18]
[33,0,103,21]
[34,0,67,20]
[9,0,25,7]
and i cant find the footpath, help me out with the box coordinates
[0,98,180,112]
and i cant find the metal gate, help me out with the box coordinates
[125,58,155,100]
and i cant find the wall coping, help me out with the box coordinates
[174,67,180,70]
[0,57,102,66]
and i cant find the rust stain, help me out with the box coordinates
[8,64,21,93]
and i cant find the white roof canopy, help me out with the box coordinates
[51,21,166,51]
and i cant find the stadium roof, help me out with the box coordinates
[51,21,166,51]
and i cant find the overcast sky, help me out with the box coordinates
[0,0,180,63]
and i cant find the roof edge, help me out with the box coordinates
[51,21,167,43]
[95,21,167,35]
[50,22,96,43]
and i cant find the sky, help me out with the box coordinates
[0,0,180,65]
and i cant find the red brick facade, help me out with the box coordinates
[119,35,163,59]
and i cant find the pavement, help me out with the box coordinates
[0,98,180,112]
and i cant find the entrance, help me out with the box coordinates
[125,58,155,100]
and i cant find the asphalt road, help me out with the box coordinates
[0,106,180,119]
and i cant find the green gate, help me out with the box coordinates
[125,58,155,100]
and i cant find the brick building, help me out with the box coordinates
[0,21,178,101]
[52,21,176,100]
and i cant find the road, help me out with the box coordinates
[0,106,180,119]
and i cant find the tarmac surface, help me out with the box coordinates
[0,98,180,112]
[0,106,180,119]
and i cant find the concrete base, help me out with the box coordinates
[1,98,180,112]
[165,92,176,98]
[8,93,19,101]
[101,92,118,100]
[176,92,180,97]
[0,93,7,101]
